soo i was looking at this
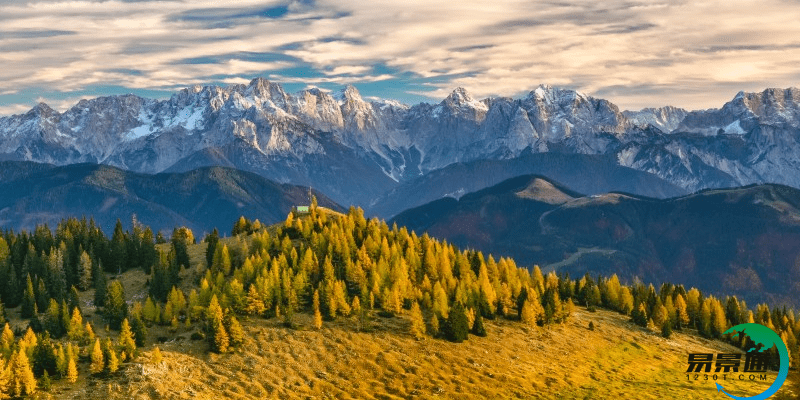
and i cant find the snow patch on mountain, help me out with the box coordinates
[723,120,745,135]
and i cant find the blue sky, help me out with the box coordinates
[1,0,799,116]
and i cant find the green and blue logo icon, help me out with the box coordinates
[716,323,789,400]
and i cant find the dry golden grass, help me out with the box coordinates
[38,304,797,400]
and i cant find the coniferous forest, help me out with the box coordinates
[0,202,797,397]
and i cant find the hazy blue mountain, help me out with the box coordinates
[0,161,342,235]
[366,152,687,218]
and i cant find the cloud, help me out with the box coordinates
[0,29,76,39]
[0,0,799,112]
[0,103,33,117]
[35,95,104,112]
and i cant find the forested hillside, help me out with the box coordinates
[0,204,797,398]
[392,175,800,308]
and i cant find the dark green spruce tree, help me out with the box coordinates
[105,280,128,330]
[21,275,36,318]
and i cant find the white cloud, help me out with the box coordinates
[34,95,103,112]
[0,103,33,116]
[322,65,372,76]
[269,74,394,85]
[0,0,798,110]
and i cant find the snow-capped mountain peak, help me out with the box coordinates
[3,80,800,207]
[443,87,488,112]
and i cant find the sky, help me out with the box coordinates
[1,0,799,116]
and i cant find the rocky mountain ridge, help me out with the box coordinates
[2,80,799,211]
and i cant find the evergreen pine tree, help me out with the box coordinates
[46,247,67,302]
[44,299,64,337]
[94,266,107,307]
[205,228,219,269]
[141,227,158,274]
[31,333,57,377]
[585,284,601,312]
[21,275,36,318]
[661,319,673,338]
[543,287,565,323]
[35,279,49,315]
[110,219,127,273]
[5,267,20,309]
[59,300,70,338]
[68,286,80,312]
[632,303,648,327]
[471,312,487,337]
[130,316,148,347]
[104,280,128,330]
[170,227,194,269]
[445,303,469,343]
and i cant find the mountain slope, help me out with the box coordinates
[367,152,687,217]
[391,176,800,307]
[0,161,342,234]
[3,80,800,213]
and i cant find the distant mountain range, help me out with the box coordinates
[0,161,342,235]
[391,175,800,308]
[368,152,686,217]
[1,80,799,215]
